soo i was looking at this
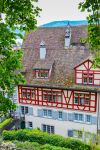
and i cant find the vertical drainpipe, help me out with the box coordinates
[97,91,100,143]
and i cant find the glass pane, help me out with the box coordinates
[74,97,78,104]
[84,77,87,83]
[74,114,78,120]
[89,78,93,83]
[47,125,50,133]
[43,125,46,132]
[59,112,62,119]
[48,110,52,117]
[25,107,28,114]
[79,114,83,121]
[43,110,47,116]
[51,126,54,134]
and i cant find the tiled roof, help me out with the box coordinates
[22,26,90,88]
[33,60,54,70]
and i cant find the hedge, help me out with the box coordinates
[0,118,12,131]
[15,141,70,150]
[2,129,90,150]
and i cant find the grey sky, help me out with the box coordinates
[37,0,88,25]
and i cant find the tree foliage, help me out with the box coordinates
[0,0,41,115]
[79,0,100,66]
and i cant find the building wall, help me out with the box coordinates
[18,104,97,134]
[13,86,100,141]
[18,86,97,112]
[75,60,100,86]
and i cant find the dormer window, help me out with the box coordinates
[65,22,71,48]
[40,41,46,59]
[33,69,49,79]
[83,72,93,84]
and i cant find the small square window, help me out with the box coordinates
[28,122,33,128]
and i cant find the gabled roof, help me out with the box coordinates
[22,26,90,88]
[74,59,93,69]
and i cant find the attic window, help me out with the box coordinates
[83,72,94,84]
[33,69,49,79]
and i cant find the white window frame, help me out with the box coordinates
[74,113,84,122]
[42,124,55,134]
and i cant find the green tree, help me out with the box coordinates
[79,0,100,66]
[0,0,41,115]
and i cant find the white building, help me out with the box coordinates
[14,24,100,142]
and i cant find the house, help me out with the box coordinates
[14,24,100,141]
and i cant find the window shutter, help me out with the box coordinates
[68,130,73,137]
[68,113,74,121]
[18,106,22,114]
[52,111,58,119]
[38,109,43,117]
[29,107,33,115]
[62,112,67,121]
[91,116,97,125]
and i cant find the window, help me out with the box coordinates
[21,106,28,115]
[74,92,90,106]
[43,109,47,116]
[48,110,52,117]
[33,69,49,79]
[43,90,62,103]
[58,111,62,119]
[73,130,83,138]
[83,72,93,84]
[43,109,52,118]
[74,113,84,122]
[68,130,83,139]
[21,88,34,100]
[86,115,91,123]
[42,124,54,134]
[28,122,33,128]
[21,106,24,115]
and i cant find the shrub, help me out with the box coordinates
[15,141,71,150]
[2,129,90,150]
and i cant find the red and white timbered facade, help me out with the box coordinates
[74,59,100,86]
[18,85,97,113]
[15,26,100,140]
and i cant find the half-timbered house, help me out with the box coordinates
[14,24,100,141]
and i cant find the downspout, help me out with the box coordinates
[97,91,100,143]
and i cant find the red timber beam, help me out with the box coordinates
[18,85,97,112]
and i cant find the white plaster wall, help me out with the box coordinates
[23,105,97,136]
[25,114,97,137]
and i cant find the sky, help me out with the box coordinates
[37,0,88,26]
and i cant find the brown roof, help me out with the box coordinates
[22,26,90,88]
[33,60,54,70]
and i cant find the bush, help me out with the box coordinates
[15,141,70,150]
[2,129,90,150]
[0,118,12,131]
